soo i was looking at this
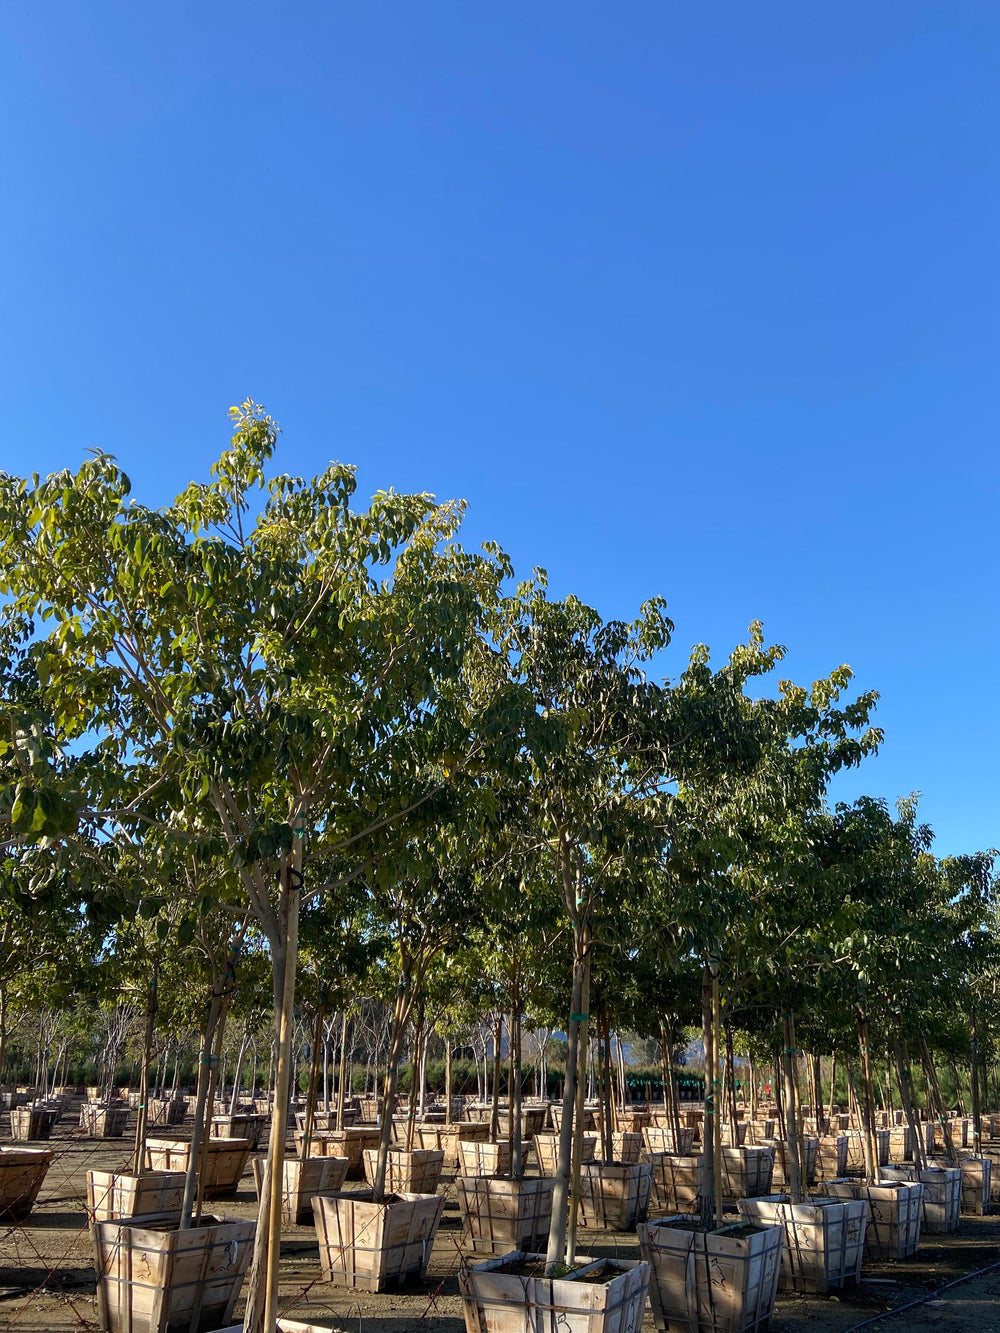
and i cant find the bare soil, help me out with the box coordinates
[2,1110,999,1333]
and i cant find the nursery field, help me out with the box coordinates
[3,1104,1000,1333]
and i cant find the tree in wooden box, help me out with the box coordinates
[825,1180,924,1259]
[87,1170,187,1223]
[534,1132,595,1175]
[10,1105,56,1141]
[362,1145,444,1194]
[251,1153,348,1226]
[312,1190,444,1291]
[146,1136,253,1201]
[880,1164,961,1234]
[80,1103,131,1138]
[459,1252,650,1333]
[458,1177,556,1257]
[92,1212,255,1333]
[0,1147,54,1220]
[459,1138,513,1178]
[576,1160,653,1231]
[643,1126,697,1156]
[638,1216,782,1333]
[738,1196,869,1294]
[646,1152,702,1215]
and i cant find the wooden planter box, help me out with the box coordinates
[576,1161,652,1230]
[409,1121,489,1166]
[211,1113,269,1150]
[458,1139,513,1177]
[313,1189,444,1291]
[945,1154,993,1215]
[881,1165,961,1234]
[495,1106,550,1140]
[146,1099,188,1127]
[738,1196,868,1293]
[763,1137,818,1188]
[251,1153,349,1225]
[646,1152,702,1214]
[459,1251,650,1333]
[844,1128,890,1174]
[638,1215,782,1333]
[643,1126,697,1156]
[86,1170,187,1222]
[293,1108,358,1131]
[615,1110,651,1134]
[816,1136,849,1181]
[80,1104,131,1138]
[0,1146,53,1219]
[745,1120,775,1144]
[607,1132,643,1165]
[826,1180,924,1260]
[145,1136,252,1200]
[723,1122,748,1147]
[456,1176,555,1255]
[721,1146,774,1202]
[550,1106,599,1132]
[362,1146,444,1194]
[295,1125,382,1178]
[9,1106,56,1141]
[887,1126,913,1162]
[533,1133,596,1175]
[92,1212,255,1333]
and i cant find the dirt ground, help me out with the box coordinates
[2,1111,1000,1333]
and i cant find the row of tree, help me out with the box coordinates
[0,404,996,1292]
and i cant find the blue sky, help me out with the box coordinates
[3,2,997,856]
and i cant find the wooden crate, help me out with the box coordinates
[638,1215,782,1333]
[211,1113,269,1150]
[763,1137,819,1188]
[459,1251,650,1333]
[744,1120,775,1144]
[615,1109,651,1134]
[844,1128,890,1174]
[144,1136,252,1200]
[646,1151,702,1214]
[880,1165,961,1234]
[576,1161,652,1231]
[643,1126,697,1156]
[80,1104,130,1138]
[496,1106,550,1140]
[456,1176,555,1255]
[887,1126,913,1161]
[92,1212,255,1333]
[607,1132,643,1165]
[816,1136,849,1180]
[252,1153,349,1225]
[361,1146,444,1194]
[458,1139,513,1177]
[0,1146,53,1219]
[146,1099,187,1127]
[721,1146,774,1201]
[295,1126,382,1178]
[534,1133,596,1175]
[86,1171,187,1222]
[415,1122,490,1169]
[949,1155,992,1215]
[294,1108,358,1131]
[739,1196,868,1294]
[825,1180,924,1260]
[312,1190,444,1291]
[10,1106,57,1141]
[723,1122,748,1147]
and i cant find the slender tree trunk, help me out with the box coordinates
[489,1013,503,1141]
[565,939,592,1266]
[229,1027,251,1116]
[545,917,590,1273]
[336,1010,349,1128]
[511,1009,524,1180]
[601,1017,615,1162]
[919,1033,957,1165]
[444,1038,452,1126]
[780,1010,805,1204]
[372,977,411,1201]
[970,1020,982,1154]
[894,1033,924,1173]
[856,1005,879,1183]
[132,964,158,1176]
[302,1005,324,1152]
[827,1052,838,1123]
[699,965,717,1230]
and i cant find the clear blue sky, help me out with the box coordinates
[3,3,997,857]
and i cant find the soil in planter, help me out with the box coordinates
[575,1263,622,1284]
[493,1258,589,1279]
[656,1218,767,1239]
